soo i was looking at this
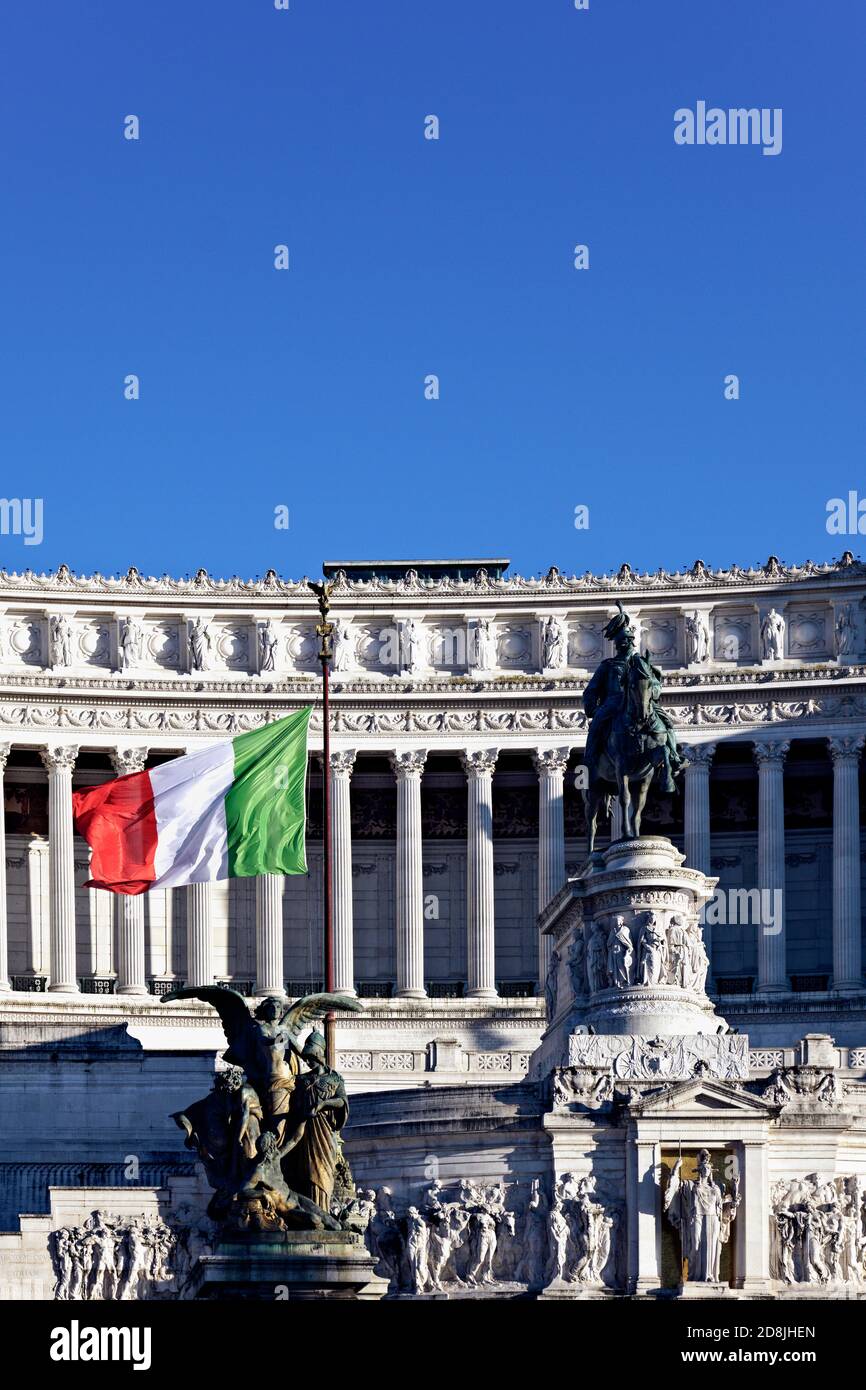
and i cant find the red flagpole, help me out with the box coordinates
[310,579,335,1066]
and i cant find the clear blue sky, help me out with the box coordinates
[0,1,863,581]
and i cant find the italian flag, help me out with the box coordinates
[72,709,312,896]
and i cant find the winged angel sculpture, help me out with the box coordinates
[163,988,362,1234]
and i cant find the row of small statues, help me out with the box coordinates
[28,607,861,677]
[338,1174,622,1295]
[771,1176,866,1286]
[549,911,710,1013]
[26,599,862,675]
[684,603,857,664]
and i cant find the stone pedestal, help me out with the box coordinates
[191,1230,389,1301]
[532,837,730,1081]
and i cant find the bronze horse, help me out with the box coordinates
[583,652,671,854]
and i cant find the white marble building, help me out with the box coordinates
[1,556,865,1040]
[4,553,866,1297]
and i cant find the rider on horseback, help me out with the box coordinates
[584,603,684,794]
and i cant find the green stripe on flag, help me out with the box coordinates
[225,708,312,878]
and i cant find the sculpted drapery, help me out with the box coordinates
[664,1149,739,1283]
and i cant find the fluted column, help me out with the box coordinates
[754,740,790,993]
[829,736,865,993]
[462,748,499,1000]
[40,744,80,993]
[683,743,716,985]
[0,744,11,993]
[254,875,284,997]
[683,743,716,872]
[110,747,149,995]
[330,749,357,994]
[532,746,570,986]
[186,883,213,988]
[390,750,427,999]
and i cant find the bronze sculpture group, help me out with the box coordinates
[164,988,361,1234]
[583,602,685,852]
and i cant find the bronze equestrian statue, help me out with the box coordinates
[583,603,685,853]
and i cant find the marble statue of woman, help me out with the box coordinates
[542,616,565,670]
[398,617,425,672]
[835,602,855,658]
[683,921,710,993]
[50,613,73,668]
[664,1149,739,1283]
[685,611,709,665]
[636,912,667,986]
[259,619,279,673]
[474,617,496,670]
[332,617,353,672]
[189,617,212,672]
[667,914,689,987]
[404,1207,430,1294]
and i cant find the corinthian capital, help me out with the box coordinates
[753,740,790,768]
[110,746,148,777]
[460,748,499,779]
[328,748,358,777]
[681,742,717,769]
[0,742,11,774]
[389,749,428,780]
[40,744,80,774]
[532,746,570,776]
[828,735,865,766]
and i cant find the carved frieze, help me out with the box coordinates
[568,1032,749,1080]
[771,1175,865,1287]
[51,1210,195,1301]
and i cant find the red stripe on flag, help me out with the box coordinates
[72,768,158,895]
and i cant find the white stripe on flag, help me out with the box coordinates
[151,741,234,887]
